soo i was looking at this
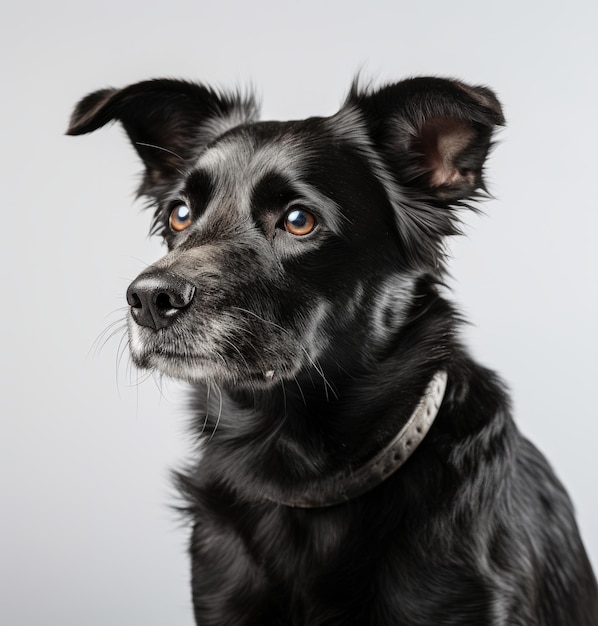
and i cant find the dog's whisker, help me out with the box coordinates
[230,307,289,334]
[89,316,128,359]
[327,356,356,382]
[278,378,288,418]
[151,371,168,403]
[299,347,338,401]
[207,384,223,443]
[198,384,211,438]
[117,337,130,373]
[116,333,131,381]
[211,348,228,371]
[135,141,185,162]
[220,336,251,372]
[292,375,307,406]
[113,331,130,396]
[90,328,120,360]
[119,256,155,272]
[127,369,153,387]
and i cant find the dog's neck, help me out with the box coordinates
[263,370,448,508]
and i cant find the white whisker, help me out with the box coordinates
[135,141,185,162]
[207,384,223,443]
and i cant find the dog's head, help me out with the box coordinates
[68,78,503,388]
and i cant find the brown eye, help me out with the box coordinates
[284,208,316,236]
[169,204,192,232]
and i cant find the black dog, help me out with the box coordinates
[68,77,597,625]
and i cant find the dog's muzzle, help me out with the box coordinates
[126,270,195,331]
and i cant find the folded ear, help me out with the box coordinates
[67,79,258,199]
[347,77,505,204]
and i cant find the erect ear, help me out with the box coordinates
[67,79,258,199]
[347,77,505,204]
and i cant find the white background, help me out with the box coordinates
[2,1,596,624]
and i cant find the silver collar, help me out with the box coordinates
[268,370,448,508]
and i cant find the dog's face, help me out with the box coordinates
[68,78,503,387]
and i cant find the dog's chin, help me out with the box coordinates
[128,326,285,388]
[133,351,281,388]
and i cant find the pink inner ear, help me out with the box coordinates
[418,117,475,188]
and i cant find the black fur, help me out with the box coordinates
[68,76,597,625]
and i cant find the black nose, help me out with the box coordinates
[126,271,195,331]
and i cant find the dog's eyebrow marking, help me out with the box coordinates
[250,172,296,211]
[184,169,215,212]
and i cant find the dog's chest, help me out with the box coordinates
[190,491,501,625]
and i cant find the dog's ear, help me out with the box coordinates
[67,79,258,199]
[346,77,504,205]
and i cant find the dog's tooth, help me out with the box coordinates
[264,370,275,380]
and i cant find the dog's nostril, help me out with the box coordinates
[155,292,174,311]
[128,292,142,308]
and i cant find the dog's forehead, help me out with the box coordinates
[195,120,315,185]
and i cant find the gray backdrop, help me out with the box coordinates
[2,1,596,624]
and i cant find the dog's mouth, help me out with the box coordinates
[126,301,326,387]
[130,343,280,388]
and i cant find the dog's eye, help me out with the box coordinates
[169,204,192,232]
[284,208,316,236]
